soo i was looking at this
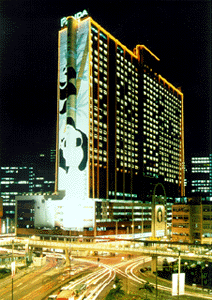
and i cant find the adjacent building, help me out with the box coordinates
[172,197,212,244]
[0,149,55,232]
[187,155,212,196]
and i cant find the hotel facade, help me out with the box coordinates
[15,11,184,234]
[54,11,184,232]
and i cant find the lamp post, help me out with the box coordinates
[141,204,144,240]
[11,239,14,300]
[178,250,181,300]
[156,246,158,299]
[132,202,134,236]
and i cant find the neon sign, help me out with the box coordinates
[60,17,67,27]
[61,10,88,27]
[73,9,88,19]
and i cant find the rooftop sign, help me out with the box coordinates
[73,9,88,19]
[61,10,89,27]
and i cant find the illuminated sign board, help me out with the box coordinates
[60,17,67,27]
[61,10,88,27]
[155,205,165,231]
[74,9,88,19]
[57,17,93,230]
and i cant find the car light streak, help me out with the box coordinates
[126,257,212,299]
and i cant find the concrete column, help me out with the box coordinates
[151,255,157,273]
[116,221,118,236]
[65,248,70,266]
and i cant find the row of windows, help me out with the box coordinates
[92,46,108,56]
[116,155,138,163]
[143,141,158,148]
[119,162,139,169]
[143,75,181,109]
[160,165,179,172]
[192,183,211,186]
[116,54,137,69]
[159,148,180,159]
[117,150,138,157]
[144,98,158,108]
[192,180,211,183]
[143,154,158,161]
[192,168,210,173]
[159,135,179,147]
[92,127,107,135]
[93,120,107,128]
[116,143,138,152]
[192,158,210,163]
[1,167,29,170]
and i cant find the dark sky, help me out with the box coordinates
[0,0,211,165]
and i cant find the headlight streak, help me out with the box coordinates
[88,257,151,299]
[86,268,110,285]
[56,258,115,299]
[58,257,162,300]
[125,258,170,292]
[69,258,140,300]
[126,258,212,299]
[86,265,116,300]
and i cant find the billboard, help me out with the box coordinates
[172,273,185,295]
[155,205,165,232]
[57,18,94,229]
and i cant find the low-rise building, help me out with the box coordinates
[172,197,212,244]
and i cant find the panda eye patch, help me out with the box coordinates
[76,138,81,146]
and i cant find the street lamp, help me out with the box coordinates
[11,239,14,300]
[178,250,181,300]
[141,204,144,239]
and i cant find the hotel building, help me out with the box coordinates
[15,11,184,235]
[52,10,184,232]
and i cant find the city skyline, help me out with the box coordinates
[0,0,211,166]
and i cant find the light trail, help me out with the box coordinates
[125,257,212,299]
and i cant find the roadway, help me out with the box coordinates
[48,255,212,300]
[0,253,96,300]
[0,256,64,300]
[2,237,211,263]
[1,237,212,299]
[1,246,212,299]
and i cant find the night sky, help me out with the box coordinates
[0,0,211,166]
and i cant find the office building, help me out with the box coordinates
[16,10,184,234]
[187,155,212,196]
[0,149,55,222]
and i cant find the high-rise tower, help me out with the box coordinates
[55,10,184,230]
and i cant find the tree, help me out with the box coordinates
[105,276,125,300]
[139,281,154,300]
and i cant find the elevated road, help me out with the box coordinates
[1,237,211,263]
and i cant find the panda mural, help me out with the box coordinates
[57,18,93,230]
